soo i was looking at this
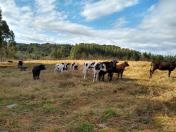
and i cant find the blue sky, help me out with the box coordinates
[0,0,176,55]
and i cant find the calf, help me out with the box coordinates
[18,60,23,68]
[149,61,176,78]
[54,63,70,73]
[114,61,129,79]
[93,62,107,82]
[70,62,78,70]
[82,62,107,82]
[99,60,118,81]
[8,60,13,63]
[32,64,46,80]
[83,62,97,79]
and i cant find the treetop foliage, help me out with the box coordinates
[0,9,16,61]
[15,43,176,62]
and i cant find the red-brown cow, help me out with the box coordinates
[115,61,129,79]
[149,61,176,78]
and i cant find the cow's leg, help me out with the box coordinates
[119,72,122,79]
[108,73,113,81]
[168,70,171,77]
[54,67,57,73]
[121,71,123,78]
[149,69,155,78]
[37,75,39,79]
[96,71,99,81]
[33,74,35,80]
[149,70,152,78]
[93,70,96,82]
[84,71,87,79]
[98,72,102,81]
[117,73,119,79]
[83,68,87,79]
[108,73,110,80]
[37,72,40,79]
[101,73,105,81]
[61,68,64,73]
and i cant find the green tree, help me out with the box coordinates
[0,9,16,60]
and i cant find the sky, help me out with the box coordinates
[0,0,176,55]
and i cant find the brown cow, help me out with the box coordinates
[149,61,176,78]
[114,61,129,79]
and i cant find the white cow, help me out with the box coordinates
[54,63,70,73]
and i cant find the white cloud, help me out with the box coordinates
[0,0,176,55]
[81,0,138,21]
[113,17,128,28]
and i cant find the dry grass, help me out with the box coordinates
[0,60,176,132]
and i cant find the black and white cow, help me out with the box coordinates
[32,64,46,80]
[54,63,70,73]
[83,62,97,79]
[70,62,78,70]
[83,62,106,82]
[93,62,107,82]
[99,60,118,81]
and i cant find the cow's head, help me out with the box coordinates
[124,61,129,67]
[74,65,78,70]
[64,63,70,70]
[39,64,46,70]
[90,62,95,66]
[67,63,71,66]
[99,63,107,72]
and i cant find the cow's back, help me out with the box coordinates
[151,61,176,71]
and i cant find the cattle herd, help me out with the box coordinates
[13,60,176,81]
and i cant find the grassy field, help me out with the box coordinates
[0,60,176,132]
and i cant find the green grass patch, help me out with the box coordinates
[77,122,94,132]
[101,108,117,123]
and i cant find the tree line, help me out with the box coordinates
[14,43,176,62]
[0,9,16,61]
[0,9,176,62]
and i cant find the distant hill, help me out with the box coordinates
[15,43,176,61]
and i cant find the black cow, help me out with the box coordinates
[18,61,23,68]
[8,60,13,63]
[99,60,118,81]
[149,61,176,78]
[32,64,46,80]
